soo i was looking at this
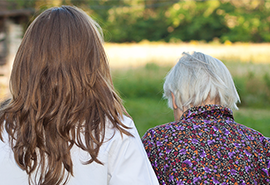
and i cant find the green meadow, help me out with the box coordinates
[112,62,270,137]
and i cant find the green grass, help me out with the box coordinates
[234,108,270,137]
[123,98,173,136]
[112,62,270,137]
[122,97,270,137]
[112,63,170,100]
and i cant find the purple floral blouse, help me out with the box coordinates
[142,105,270,185]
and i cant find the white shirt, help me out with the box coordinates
[0,116,159,185]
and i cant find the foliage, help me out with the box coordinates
[165,0,229,42]
[9,0,270,43]
[160,0,270,42]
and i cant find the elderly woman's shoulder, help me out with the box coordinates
[235,121,264,135]
[151,121,176,131]
[233,121,270,144]
[142,121,180,139]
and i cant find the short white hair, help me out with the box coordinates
[163,51,240,110]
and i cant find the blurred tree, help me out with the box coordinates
[164,0,229,42]
[5,0,270,43]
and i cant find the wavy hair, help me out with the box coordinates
[0,6,131,185]
[163,51,240,110]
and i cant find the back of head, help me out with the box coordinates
[11,5,110,98]
[163,51,240,111]
[0,5,129,185]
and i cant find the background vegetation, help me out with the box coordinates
[112,62,270,137]
[7,0,270,43]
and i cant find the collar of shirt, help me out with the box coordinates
[180,104,234,121]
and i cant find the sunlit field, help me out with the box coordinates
[105,42,270,68]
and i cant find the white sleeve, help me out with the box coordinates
[107,117,159,185]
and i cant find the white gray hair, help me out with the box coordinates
[163,51,240,110]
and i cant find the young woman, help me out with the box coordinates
[0,6,158,185]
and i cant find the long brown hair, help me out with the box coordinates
[0,6,131,185]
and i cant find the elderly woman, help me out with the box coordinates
[142,52,270,184]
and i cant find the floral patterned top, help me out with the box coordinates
[142,105,270,185]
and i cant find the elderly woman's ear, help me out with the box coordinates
[171,92,183,121]
[171,92,178,110]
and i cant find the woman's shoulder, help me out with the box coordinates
[142,121,177,140]
[104,115,140,147]
[121,115,134,128]
[233,122,270,143]
[105,115,134,134]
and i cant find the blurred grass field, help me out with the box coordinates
[111,53,270,137]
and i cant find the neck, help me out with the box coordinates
[201,96,220,106]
